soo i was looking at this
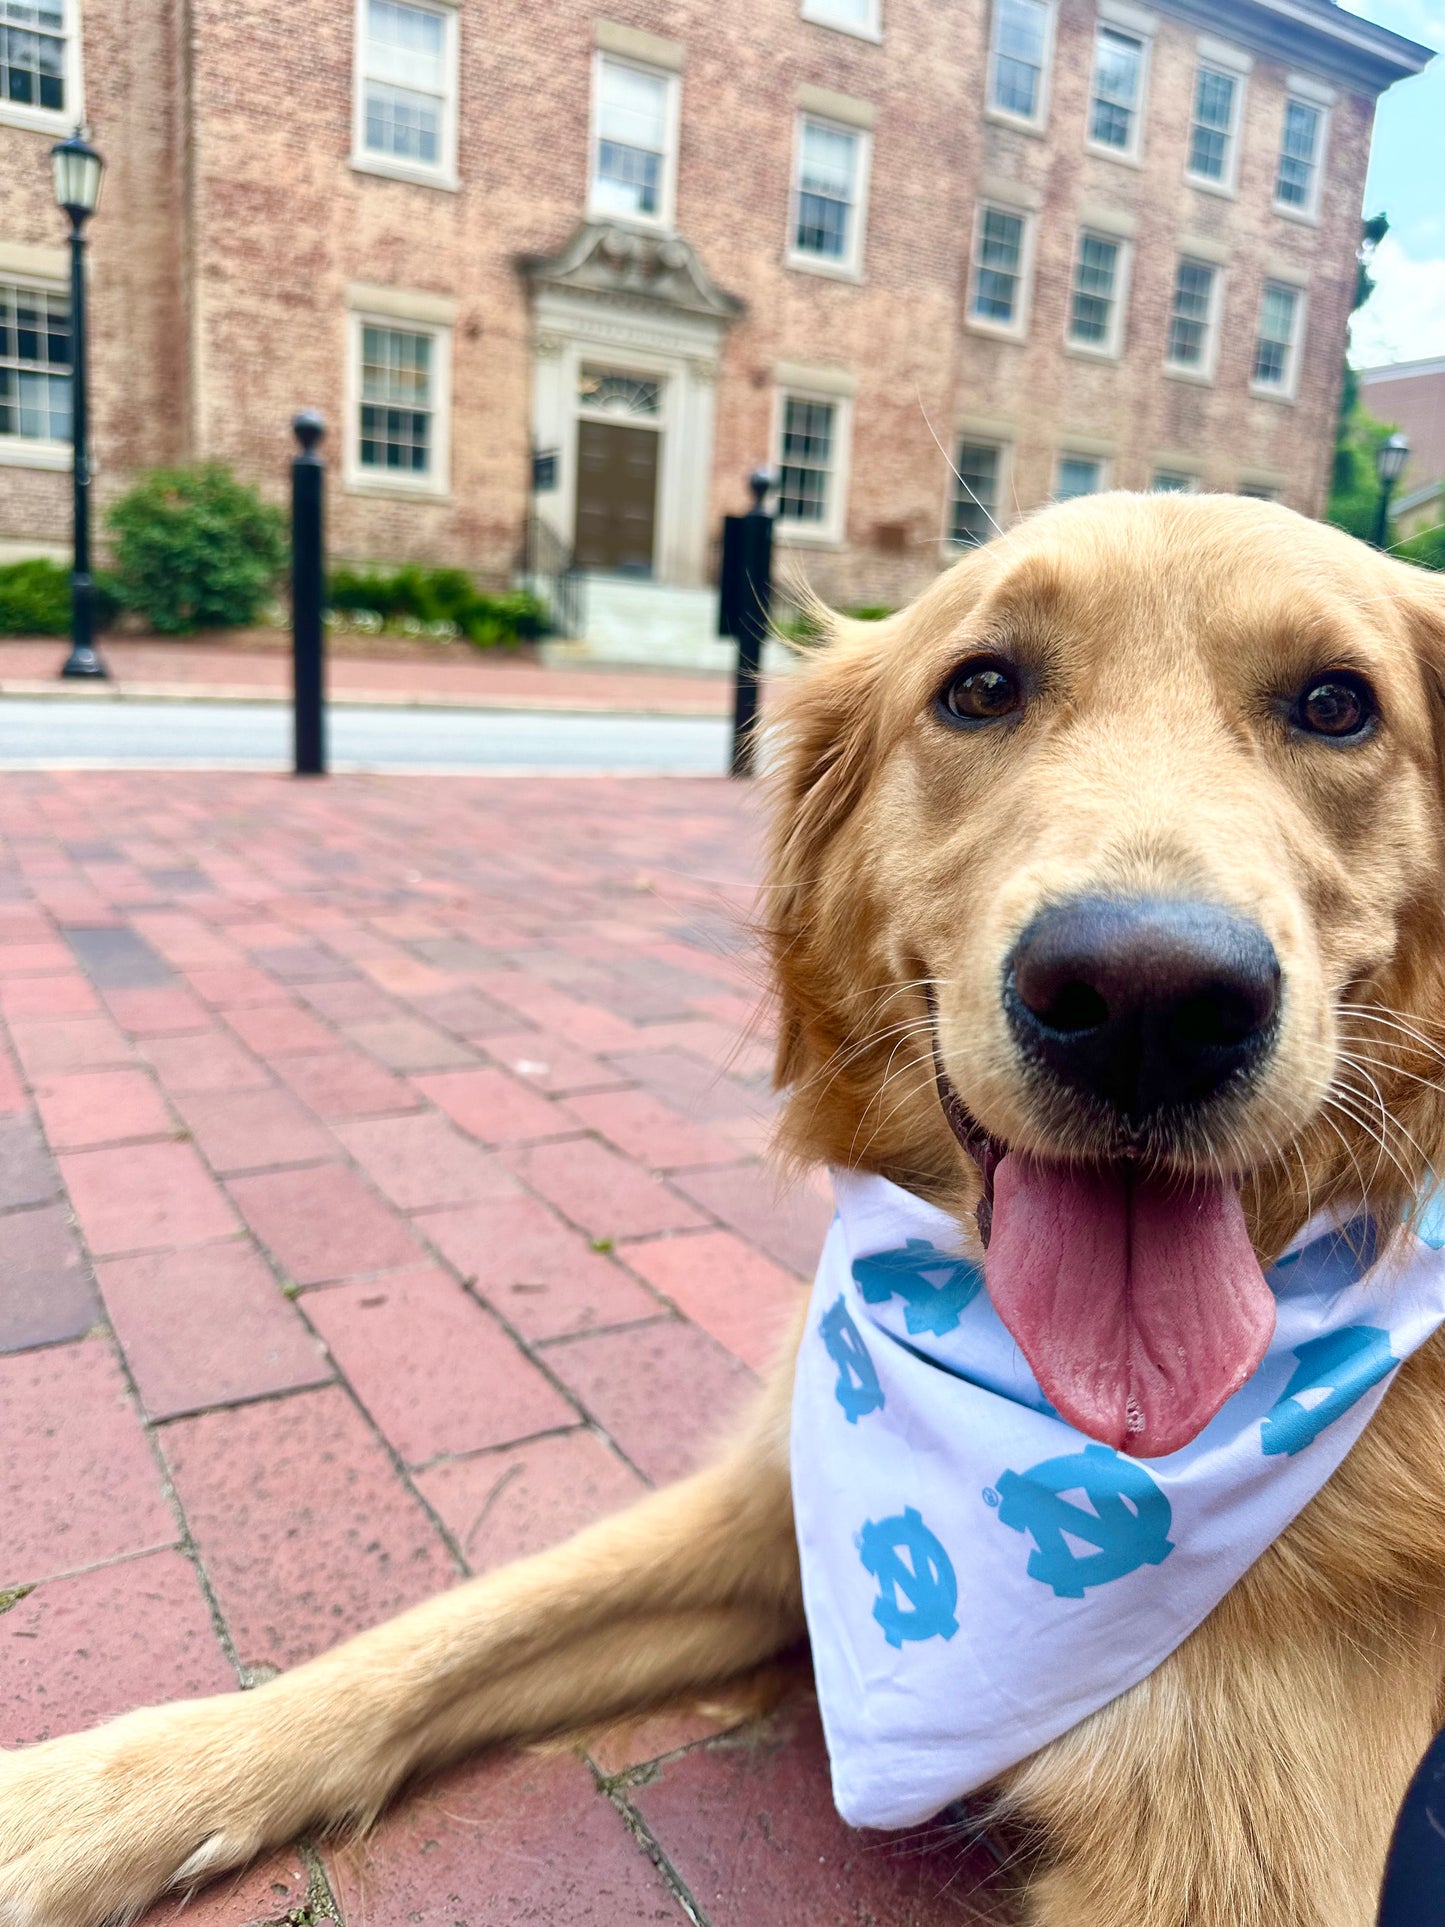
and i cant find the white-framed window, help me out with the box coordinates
[1251,282,1305,399]
[788,116,869,276]
[0,279,70,467]
[0,0,81,134]
[1088,26,1147,160]
[1151,469,1198,492]
[801,0,881,40]
[347,312,451,495]
[1067,230,1128,357]
[1187,64,1242,190]
[1239,483,1277,500]
[1275,97,1326,219]
[950,440,1005,547]
[987,0,1054,128]
[775,391,849,545]
[968,203,1034,336]
[589,53,680,229]
[352,0,459,188]
[1165,257,1221,380]
[1056,454,1105,500]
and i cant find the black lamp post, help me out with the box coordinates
[51,128,107,679]
[1373,431,1411,551]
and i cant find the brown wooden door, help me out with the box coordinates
[573,420,658,574]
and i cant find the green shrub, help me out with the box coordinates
[0,560,123,636]
[0,558,70,634]
[1395,523,1445,571]
[328,564,545,646]
[106,463,287,634]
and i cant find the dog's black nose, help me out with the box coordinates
[1005,896,1280,1123]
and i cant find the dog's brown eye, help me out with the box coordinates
[938,658,1024,726]
[1293,674,1376,741]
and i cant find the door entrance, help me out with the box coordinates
[573,419,659,574]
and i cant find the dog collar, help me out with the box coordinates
[790,1170,1445,1830]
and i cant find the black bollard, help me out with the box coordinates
[1377,1722,1445,1923]
[719,467,774,779]
[291,409,327,778]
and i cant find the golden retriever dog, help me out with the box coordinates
[5,491,1445,1927]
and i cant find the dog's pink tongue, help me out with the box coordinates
[985,1155,1274,1458]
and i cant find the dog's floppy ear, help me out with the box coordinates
[763,609,897,1094]
[1388,552,1445,765]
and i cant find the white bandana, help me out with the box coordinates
[791,1169,1445,1830]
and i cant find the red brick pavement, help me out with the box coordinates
[0,771,1013,1927]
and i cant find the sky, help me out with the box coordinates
[1341,0,1445,365]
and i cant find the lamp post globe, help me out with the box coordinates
[1373,432,1411,551]
[50,127,108,680]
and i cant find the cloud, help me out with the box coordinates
[1350,234,1445,366]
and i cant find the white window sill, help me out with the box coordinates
[1249,381,1298,404]
[585,200,672,234]
[0,101,73,138]
[350,154,459,193]
[1186,172,1238,200]
[1272,201,1320,228]
[776,525,846,549]
[1085,139,1143,168]
[0,439,71,471]
[344,474,452,503]
[984,105,1047,138]
[800,10,883,41]
[1065,339,1123,363]
[1163,362,1216,387]
[965,316,1028,343]
[784,250,864,283]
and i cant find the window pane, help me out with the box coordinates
[952,442,999,545]
[1069,232,1119,345]
[364,80,440,162]
[973,206,1023,323]
[1090,28,1140,148]
[778,397,835,523]
[1189,68,1235,178]
[794,120,857,258]
[1168,260,1214,365]
[366,0,444,89]
[1276,100,1320,207]
[1252,284,1298,386]
[1056,457,1101,500]
[597,59,668,150]
[990,0,1046,117]
[1151,471,1193,491]
[358,324,434,475]
[594,60,669,216]
[1,0,66,113]
[0,281,70,442]
[807,0,873,23]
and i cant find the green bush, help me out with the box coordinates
[0,558,70,634]
[328,563,545,646]
[1395,523,1445,571]
[0,559,122,635]
[106,463,287,634]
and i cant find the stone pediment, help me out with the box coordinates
[522,221,744,323]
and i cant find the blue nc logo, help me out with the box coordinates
[993,1443,1174,1599]
[819,1295,885,1424]
[858,1506,959,1647]
[852,1239,985,1336]
[1416,1189,1445,1252]
[1259,1327,1395,1456]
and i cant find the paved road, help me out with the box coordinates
[0,696,734,774]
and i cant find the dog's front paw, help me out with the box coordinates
[0,1696,276,1927]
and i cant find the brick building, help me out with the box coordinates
[0,0,1430,658]
[1359,357,1445,539]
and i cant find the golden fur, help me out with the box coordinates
[5,493,1445,1926]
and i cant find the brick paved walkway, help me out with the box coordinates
[0,771,1010,1926]
[0,640,732,715]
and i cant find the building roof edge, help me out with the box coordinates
[1154,0,1432,92]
